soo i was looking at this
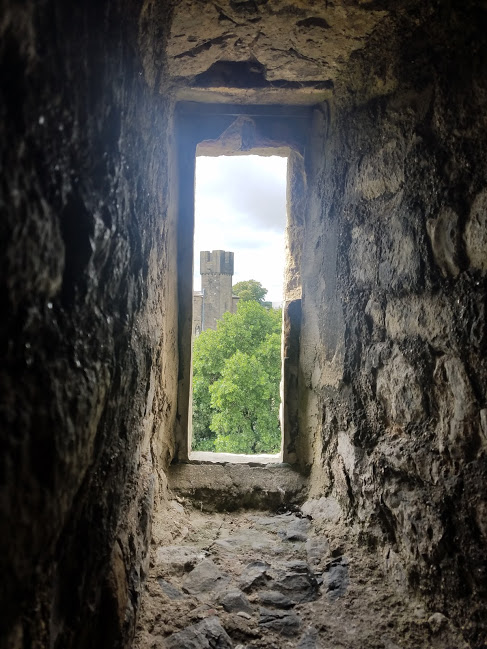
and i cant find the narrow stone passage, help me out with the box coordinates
[135,502,466,649]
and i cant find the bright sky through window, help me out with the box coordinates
[194,155,288,304]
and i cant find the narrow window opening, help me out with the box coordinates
[189,154,288,463]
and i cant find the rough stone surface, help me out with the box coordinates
[323,557,349,601]
[272,560,319,604]
[157,578,186,601]
[0,1,176,647]
[216,529,277,552]
[3,0,487,648]
[220,589,253,614]
[258,590,294,610]
[280,517,310,542]
[165,0,386,86]
[156,546,208,576]
[305,537,330,569]
[259,608,301,636]
[296,626,320,649]
[299,3,487,643]
[428,612,449,635]
[168,462,308,511]
[165,616,233,649]
[239,561,271,593]
[135,506,469,649]
[301,497,342,523]
[182,559,232,601]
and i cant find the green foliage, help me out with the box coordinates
[232,279,268,304]
[191,300,282,454]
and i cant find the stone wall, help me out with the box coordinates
[193,292,203,337]
[2,0,487,647]
[0,1,176,647]
[301,4,487,642]
[200,250,236,331]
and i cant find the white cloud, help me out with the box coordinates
[194,155,287,302]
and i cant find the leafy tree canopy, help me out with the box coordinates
[192,299,282,454]
[232,279,268,304]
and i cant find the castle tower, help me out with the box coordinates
[200,250,237,331]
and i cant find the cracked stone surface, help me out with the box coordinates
[163,0,387,87]
[3,1,487,647]
[135,502,468,649]
[165,616,233,649]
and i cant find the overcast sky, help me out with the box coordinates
[194,155,288,303]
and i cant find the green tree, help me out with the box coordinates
[191,300,282,454]
[232,279,268,305]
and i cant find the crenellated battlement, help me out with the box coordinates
[193,250,238,334]
[200,250,234,275]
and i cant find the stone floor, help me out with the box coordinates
[134,500,468,649]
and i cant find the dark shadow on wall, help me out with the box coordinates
[0,1,175,648]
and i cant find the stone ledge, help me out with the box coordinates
[168,462,308,512]
[189,451,281,465]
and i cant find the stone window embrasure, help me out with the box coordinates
[173,103,310,465]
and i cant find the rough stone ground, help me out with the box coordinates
[135,500,468,649]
